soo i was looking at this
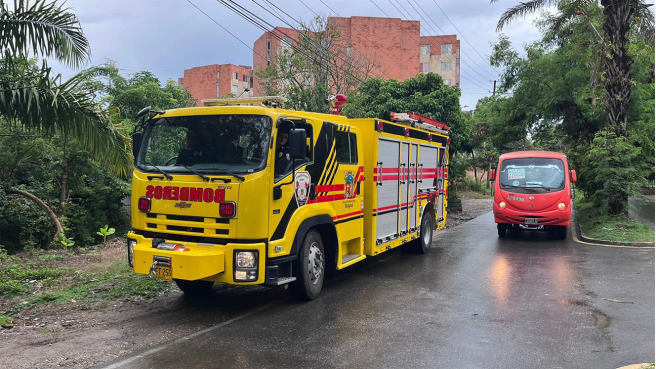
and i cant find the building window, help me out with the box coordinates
[346,47,351,57]
[281,37,292,50]
[441,44,452,54]
[232,85,238,94]
[422,63,430,73]
[217,72,220,96]
[267,39,271,66]
[420,45,430,55]
[233,72,238,80]
[441,62,453,72]
[243,74,248,82]
[444,79,452,87]
[180,83,184,90]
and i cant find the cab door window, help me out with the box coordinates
[274,122,313,181]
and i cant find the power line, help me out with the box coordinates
[402,0,497,82]
[429,0,502,74]
[367,0,491,91]
[185,0,266,61]
[254,0,387,81]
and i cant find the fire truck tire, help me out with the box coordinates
[497,224,506,238]
[291,230,325,300]
[174,279,214,295]
[405,215,433,254]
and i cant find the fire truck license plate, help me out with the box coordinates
[525,218,538,225]
[155,265,172,280]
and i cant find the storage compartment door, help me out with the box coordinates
[419,145,438,192]
[410,143,418,230]
[437,147,446,221]
[399,142,410,234]
[376,139,400,242]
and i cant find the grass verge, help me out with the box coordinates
[461,191,493,200]
[0,243,173,323]
[576,197,655,243]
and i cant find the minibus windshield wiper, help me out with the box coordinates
[175,164,210,181]
[145,162,173,180]
[500,184,536,193]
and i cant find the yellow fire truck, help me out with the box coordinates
[127,97,449,300]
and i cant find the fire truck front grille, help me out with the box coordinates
[143,213,231,236]
[167,225,204,233]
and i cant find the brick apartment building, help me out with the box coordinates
[178,64,253,106]
[252,16,460,96]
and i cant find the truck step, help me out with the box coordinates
[342,254,362,264]
[273,276,296,285]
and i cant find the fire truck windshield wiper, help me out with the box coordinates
[204,168,245,181]
[145,162,173,180]
[176,164,210,181]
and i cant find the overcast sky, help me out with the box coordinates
[49,0,642,109]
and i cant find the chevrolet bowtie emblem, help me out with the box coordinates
[175,202,192,209]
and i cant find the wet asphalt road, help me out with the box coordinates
[99,212,654,369]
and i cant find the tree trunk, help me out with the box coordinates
[5,187,64,242]
[601,0,635,136]
[471,151,477,179]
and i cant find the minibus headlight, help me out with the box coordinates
[558,202,566,210]
[499,201,506,209]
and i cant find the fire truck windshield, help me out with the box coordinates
[498,158,565,194]
[136,114,272,174]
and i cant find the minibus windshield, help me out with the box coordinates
[498,158,565,194]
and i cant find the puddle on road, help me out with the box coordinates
[592,309,611,330]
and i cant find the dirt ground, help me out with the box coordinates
[0,198,493,369]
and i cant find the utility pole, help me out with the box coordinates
[492,80,497,96]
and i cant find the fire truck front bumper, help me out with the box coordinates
[127,234,266,285]
[493,203,571,227]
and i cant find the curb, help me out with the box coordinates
[574,218,655,248]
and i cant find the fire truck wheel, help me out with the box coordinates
[291,230,325,300]
[497,224,507,238]
[174,279,214,295]
[405,215,433,254]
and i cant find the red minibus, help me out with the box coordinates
[490,151,577,239]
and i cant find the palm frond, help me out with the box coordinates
[635,3,655,42]
[0,58,131,176]
[496,0,555,32]
[0,0,91,68]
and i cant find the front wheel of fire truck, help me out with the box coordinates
[291,230,325,300]
[174,279,214,296]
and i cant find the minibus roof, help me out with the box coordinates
[499,151,567,160]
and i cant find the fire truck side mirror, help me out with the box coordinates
[570,170,577,183]
[489,169,496,182]
[288,129,307,160]
[132,132,143,163]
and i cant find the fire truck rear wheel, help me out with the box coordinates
[405,215,433,254]
[174,279,214,295]
[291,230,325,300]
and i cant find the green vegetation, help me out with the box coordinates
[576,196,655,243]
[0,314,13,327]
[462,192,493,200]
[0,247,173,317]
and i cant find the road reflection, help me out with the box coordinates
[489,254,512,306]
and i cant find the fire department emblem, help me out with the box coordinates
[294,171,310,206]
[344,171,355,199]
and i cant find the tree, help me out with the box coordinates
[255,16,379,111]
[492,0,654,135]
[0,0,130,242]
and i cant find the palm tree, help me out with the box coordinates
[0,0,130,241]
[492,0,654,136]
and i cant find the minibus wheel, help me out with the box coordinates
[291,230,325,300]
[174,279,214,295]
[497,224,507,238]
[555,226,567,240]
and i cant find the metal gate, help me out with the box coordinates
[376,139,400,241]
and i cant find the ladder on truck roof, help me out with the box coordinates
[389,112,450,135]
[202,96,287,107]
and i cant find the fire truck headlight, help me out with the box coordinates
[236,251,256,268]
[499,201,506,209]
[127,239,136,267]
[558,202,566,210]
